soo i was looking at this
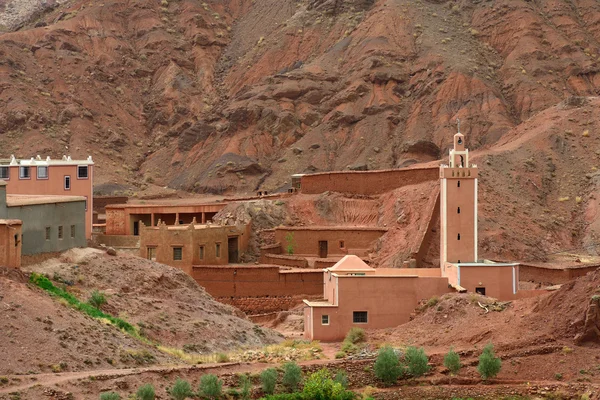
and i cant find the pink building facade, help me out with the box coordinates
[0,155,94,239]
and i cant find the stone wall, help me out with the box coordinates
[217,296,303,314]
[520,264,599,285]
[260,253,309,268]
[300,167,439,195]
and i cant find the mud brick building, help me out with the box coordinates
[0,155,94,239]
[303,130,525,341]
[0,219,22,268]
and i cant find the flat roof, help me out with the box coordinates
[6,194,86,207]
[449,262,519,267]
[106,202,225,209]
[276,226,387,232]
[0,155,93,166]
[0,219,22,225]
[303,300,336,307]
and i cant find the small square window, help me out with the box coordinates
[70,225,75,238]
[339,240,345,249]
[77,165,89,179]
[353,311,368,324]
[45,227,51,240]
[0,166,9,180]
[58,226,63,239]
[321,315,329,325]
[173,247,183,261]
[64,175,71,190]
[147,247,156,261]
[37,166,48,179]
[216,243,221,258]
[19,166,30,179]
[199,245,205,260]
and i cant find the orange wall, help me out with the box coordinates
[3,165,93,238]
[306,275,451,341]
[300,167,439,195]
[193,266,323,298]
[458,265,516,300]
[0,221,22,268]
[274,228,386,257]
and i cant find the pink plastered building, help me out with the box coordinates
[303,130,521,341]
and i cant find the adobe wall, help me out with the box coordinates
[259,253,309,268]
[217,296,302,314]
[106,208,127,235]
[94,234,140,248]
[458,265,516,301]
[93,196,128,213]
[193,266,323,298]
[519,264,599,285]
[274,227,386,258]
[300,167,439,195]
[0,220,22,268]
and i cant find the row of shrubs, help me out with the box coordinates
[99,364,357,400]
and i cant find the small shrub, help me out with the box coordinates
[555,373,563,381]
[443,348,461,375]
[335,351,347,359]
[285,232,296,255]
[374,346,403,385]
[405,346,430,377]
[216,352,230,363]
[477,344,501,380]
[341,341,358,354]
[170,378,192,400]
[198,374,222,399]
[345,327,365,344]
[99,393,120,400]
[88,290,107,309]
[333,370,349,389]
[239,374,252,400]
[282,362,302,392]
[302,369,354,400]
[261,368,278,395]
[137,384,155,400]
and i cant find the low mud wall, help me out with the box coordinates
[218,296,303,314]
[520,264,599,285]
[300,167,439,195]
[259,253,309,268]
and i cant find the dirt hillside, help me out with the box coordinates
[21,249,283,353]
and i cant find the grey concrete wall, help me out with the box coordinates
[7,201,87,255]
[0,183,6,215]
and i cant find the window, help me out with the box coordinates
[19,166,30,179]
[147,247,156,261]
[339,240,345,249]
[322,315,329,325]
[37,166,48,179]
[353,311,368,324]
[0,166,9,180]
[77,165,89,179]
[216,243,221,258]
[173,247,183,261]
[457,233,461,240]
[457,180,460,188]
[70,225,75,238]
[64,175,71,190]
[45,227,51,240]
[199,245,205,260]
[58,226,63,239]
[457,207,461,214]
[457,137,463,145]
[476,287,486,296]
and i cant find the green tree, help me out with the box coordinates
[443,348,461,376]
[99,393,120,400]
[198,374,223,399]
[285,232,296,255]
[405,346,430,377]
[302,369,354,400]
[333,370,349,389]
[169,378,192,400]
[374,346,403,385]
[261,368,278,395]
[136,384,155,400]
[477,344,501,380]
[282,362,302,392]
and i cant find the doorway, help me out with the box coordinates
[475,287,486,296]
[133,221,139,236]
[228,237,239,263]
[318,241,328,258]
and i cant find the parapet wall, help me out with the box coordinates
[300,167,439,195]
[519,264,599,285]
[217,296,303,314]
[192,265,323,298]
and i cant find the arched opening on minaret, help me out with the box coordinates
[459,155,464,167]
[457,181,460,187]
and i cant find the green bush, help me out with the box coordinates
[344,328,365,344]
[477,344,501,380]
[302,369,355,400]
[169,378,193,400]
[405,346,430,377]
[261,368,278,395]
[89,290,107,309]
[340,341,358,354]
[374,346,403,385]
[198,374,222,399]
[136,384,155,400]
[99,393,120,400]
[285,232,296,255]
[261,394,304,400]
[333,370,348,389]
[335,351,347,359]
[443,348,461,375]
[216,352,230,363]
[282,362,302,393]
[239,374,252,400]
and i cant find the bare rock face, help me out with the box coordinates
[574,296,600,345]
[0,0,65,30]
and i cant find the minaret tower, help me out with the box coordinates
[440,120,479,274]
